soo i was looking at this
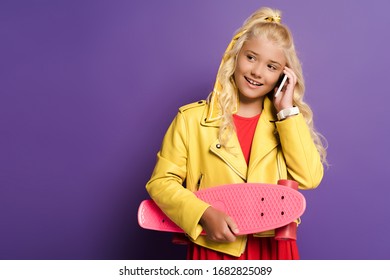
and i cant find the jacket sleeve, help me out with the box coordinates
[145,111,210,240]
[275,113,324,189]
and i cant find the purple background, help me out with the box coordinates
[1,0,389,260]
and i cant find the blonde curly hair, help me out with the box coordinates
[209,7,328,165]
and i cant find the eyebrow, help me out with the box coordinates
[269,60,282,66]
[244,50,282,66]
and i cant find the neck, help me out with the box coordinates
[237,96,264,117]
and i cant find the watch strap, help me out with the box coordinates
[277,107,300,121]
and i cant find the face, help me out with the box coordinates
[234,36,286,103]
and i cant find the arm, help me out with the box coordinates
[276,114,324,189]
[146,111,210,240]
[273,67,324,189]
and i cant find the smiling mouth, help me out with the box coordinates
[245,77,263,86]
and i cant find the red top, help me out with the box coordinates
[233,113,261,165]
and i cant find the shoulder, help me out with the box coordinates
[178,100,207,114]
[175,100,208,126]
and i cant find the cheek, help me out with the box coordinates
[271,76,280,85]
[269,72,283,85]
[233,64,243,81]
[235,56,250,74]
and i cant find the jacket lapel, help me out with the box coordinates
[210,135,248,181]
[203,92,247,180]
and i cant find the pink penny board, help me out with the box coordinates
[138,181,305,235]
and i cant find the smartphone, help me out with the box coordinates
[274,74,287,98]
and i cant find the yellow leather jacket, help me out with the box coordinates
[146,95,323,257]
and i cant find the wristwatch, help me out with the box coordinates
[277,107,300,121]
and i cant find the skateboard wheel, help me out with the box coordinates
[275,180,299,240]
[275,222,297,240]
[277,179,298,190]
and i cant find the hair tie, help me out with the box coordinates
[264,15,281,23]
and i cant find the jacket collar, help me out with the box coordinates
[201,91,233,126]
[202,93,277,126]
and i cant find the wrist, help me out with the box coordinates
[277,106,300,121]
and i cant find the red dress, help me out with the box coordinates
[187,113,300,260]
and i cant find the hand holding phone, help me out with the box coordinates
[274,74,288,98]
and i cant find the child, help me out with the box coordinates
[146,7,327,260]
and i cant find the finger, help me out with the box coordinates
[283,67,297,86]
[279,70,295,99]
[221,226,236,242]
[209,226,236,243]
[214,217,237,243]
[225,216,239,235]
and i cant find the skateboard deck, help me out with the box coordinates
[138,180,305,236]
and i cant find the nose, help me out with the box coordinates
[251,63,264,79]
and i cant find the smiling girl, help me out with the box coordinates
[146,7,327,260]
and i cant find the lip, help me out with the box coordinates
[245,76,263,87]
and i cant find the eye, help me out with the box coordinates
[246,54,256,61]
[268,64,278,71]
